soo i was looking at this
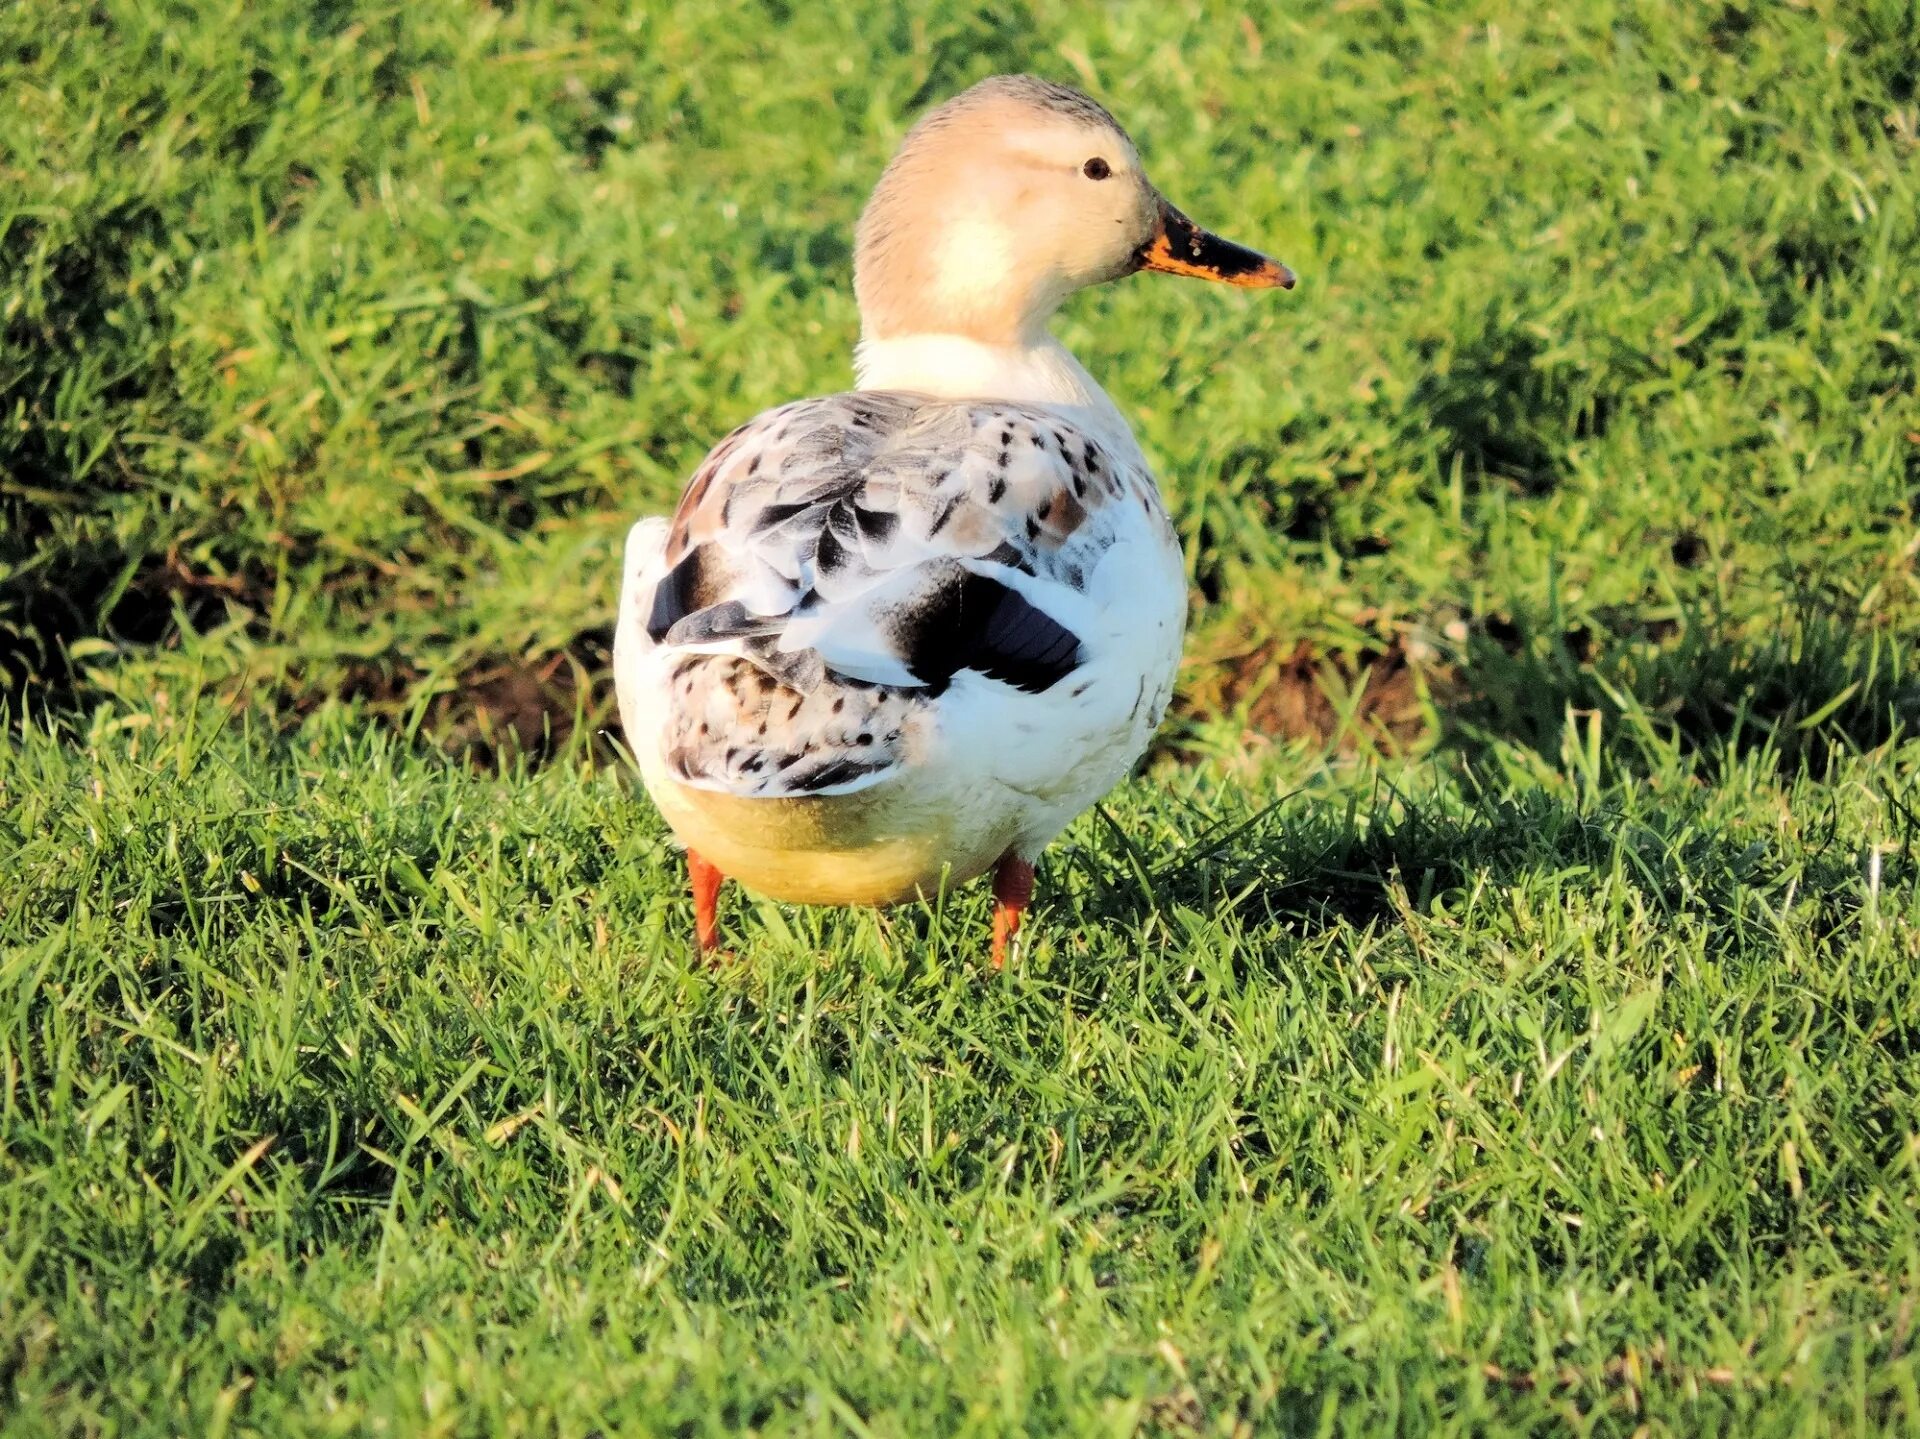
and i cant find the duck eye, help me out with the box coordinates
[1082,157,1112,181]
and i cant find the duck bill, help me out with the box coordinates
[1138,198,1295,289]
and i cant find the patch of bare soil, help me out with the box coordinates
[1172,633,1439,754]
[326,635,614,768]
[401,630,1440,771]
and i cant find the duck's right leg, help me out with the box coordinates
[688,850,726,954]
[990,853,1035,969]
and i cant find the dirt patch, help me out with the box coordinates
[405,631,1441,771]
[323,632,615,768]
[437,652,600,763]
[1172,634,1438,754]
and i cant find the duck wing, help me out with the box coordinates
[618,390,1164,797]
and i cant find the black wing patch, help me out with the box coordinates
[895,566,1084,695]
[647,545,727,643]
[652,550,1082,696]
[785,755,894,794]
[662,600,782,648]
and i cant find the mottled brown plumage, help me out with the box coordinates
[638,391,1165,798]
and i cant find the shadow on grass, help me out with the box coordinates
[1408,324,1587,497]
[1439,585,1918,775]
[1054,783,1832,949]
[1053,588,1920,950]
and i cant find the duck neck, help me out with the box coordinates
[852,331,1141,461]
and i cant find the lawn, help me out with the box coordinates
[4,0,1919,1433]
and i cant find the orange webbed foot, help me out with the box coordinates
[688,850,727,957]
[990,853,1035,969]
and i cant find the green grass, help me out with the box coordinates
[6,697,1920,1434]
[4,0,1920,1432]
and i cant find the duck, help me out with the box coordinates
[613,74,1293,965]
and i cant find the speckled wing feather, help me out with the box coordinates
[631,390,1162,796]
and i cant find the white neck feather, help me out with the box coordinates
[852,333,1143,463]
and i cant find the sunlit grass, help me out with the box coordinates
[3,0,1919,1432]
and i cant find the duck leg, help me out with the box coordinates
[688,850,726,954]
[990,853,1035,969]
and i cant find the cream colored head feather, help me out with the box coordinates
[854,75,1292,347]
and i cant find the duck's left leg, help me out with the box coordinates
[688,850,726,954]
[990,853,1035,969]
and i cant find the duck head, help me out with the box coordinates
[854,74,1293,346]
